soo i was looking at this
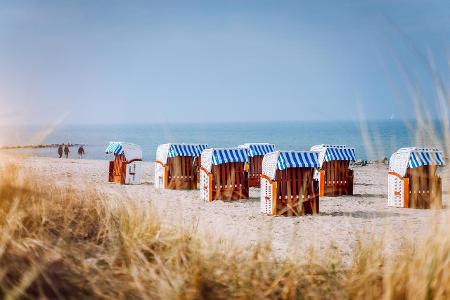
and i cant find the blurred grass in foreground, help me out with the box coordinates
[0,163,449,300]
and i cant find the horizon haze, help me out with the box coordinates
[0,0,449,126]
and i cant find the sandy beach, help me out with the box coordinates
[6,155,449,262]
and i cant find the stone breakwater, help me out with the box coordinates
[0,143,81,150]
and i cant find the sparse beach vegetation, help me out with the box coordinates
[0,161,448,299]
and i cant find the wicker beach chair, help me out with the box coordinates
[388,147,445,209]
[200,148,249,201]
[155,143,207,190]
[105,142,143,185]
[261,151,320,216]
[310,145,356,196]
[238,143,276,188]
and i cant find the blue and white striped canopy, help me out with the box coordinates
[262,151,320,179]
[390,147,445,177]
[168,144,207,157]
[105,142,124,155]
[408,150,445,168]
[201,148,249,172]
[105,142,143,161]
[324,146,355,161]
[156,143,207,164]
[277,151,319,170]
[310,144,356,167]
[239,143,276,157]
[211,148,249,165]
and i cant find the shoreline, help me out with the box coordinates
[0,147,390,165]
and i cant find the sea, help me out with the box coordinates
[0,120,445,161]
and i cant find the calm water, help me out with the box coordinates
[0,121,444,161]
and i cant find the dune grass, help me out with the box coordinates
[0,163,448,300]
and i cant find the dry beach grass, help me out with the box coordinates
[0,160,449,300]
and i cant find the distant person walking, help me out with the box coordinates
[64,144,70,158]
[78,145,85,159]
[58,144,63,158]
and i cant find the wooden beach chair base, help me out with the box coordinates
[201,162,249,201]
[248,156,263,188]
[388,165,442,209]
[261,168,319,216]
[109,157,126,184]
[407,165,442,209]
[155,156,201,190]
[319,160,354,197]
[166,156,199,190]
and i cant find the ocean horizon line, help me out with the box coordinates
[1,118,444,128]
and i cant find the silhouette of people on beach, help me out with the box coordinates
[58,144,63,158]
[64,144,70,158]
[78,145,85,159]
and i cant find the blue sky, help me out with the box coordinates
[0,0,448,125]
